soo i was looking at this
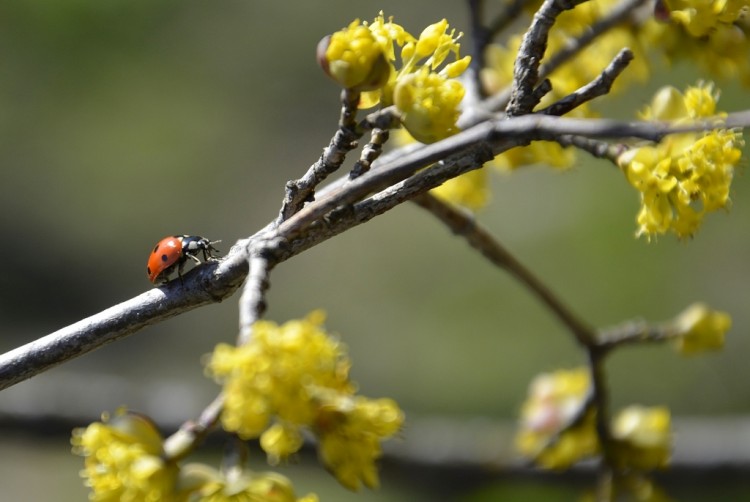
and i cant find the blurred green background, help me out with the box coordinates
[1,1,749,500]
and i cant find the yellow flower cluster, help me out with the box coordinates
[321,13,471,143]
[429,168,490,211]
[517,369,674,471]
[664,0,750,37]
[183,465,318,502]
[672,302,731,354]
[72,410,180,502]
[206,311,404,491]
[313,391,402,490]
[72,411,317,501]
[650,0,750,85]
[618,83,743,239]
[482,0,650,171]
[516,367,599,469]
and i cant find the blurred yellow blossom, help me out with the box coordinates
[516,368,600,469]
[71,410,182,502]
[185,465,318,502]
[205,311,403,490]
[612,406,672,470]
[672,303,731,354]
[580,474,674,502]
[431,168,491,210]
[648,1,750,85]
[206,311,354,440]
[618,83,743,238]
[260,422,305,465]
[664,0,750,37]
[490,138,576,172]
[313,391,403,490]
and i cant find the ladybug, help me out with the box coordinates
[147,235,221,284]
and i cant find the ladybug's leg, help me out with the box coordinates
[204,241,221,262]
[177,260,186,284]
[186,254,203,265]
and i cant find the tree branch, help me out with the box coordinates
[480,0,649,118]
[538,0,647,80]
[277,89,362,223]
[412,193,597,346]
[506,0,589,117]
[237,250,274,345]
[2,111,749,391]
[537,48,634,116]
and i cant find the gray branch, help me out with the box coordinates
[1,111,749,391]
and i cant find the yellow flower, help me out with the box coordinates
[260,422,305,465]
[188,465,318,502]
[205,311,403,491]
[206,311,353,440]
[647,4,750,85]
[619,83,743,238]
[328,13,470,141]
[612,406,672,470]
[516,368,600,469]
[319,20,390,91]
[313,392,403,491]
[672,303,731,354]
[698,23,750,86]
[71,410,181,502]
[393,68,465,143]
[431,168,491,211]
[664,0,750,37]
[491,140,576,172]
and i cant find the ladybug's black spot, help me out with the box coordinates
[161,254,169,263]
[153,244,160,253]
[147,266,152,275]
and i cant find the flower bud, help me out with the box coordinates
[318,22,391,91]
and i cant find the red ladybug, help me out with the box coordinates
[147,235,221,284]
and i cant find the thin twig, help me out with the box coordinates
[506,0,588,117]
[531,78,553,105]
[537,48,633,116]
[597,319,675,350]
[237,250,274,345]
[587,346,616,493]
[412,192,597,346]
[526,390,597,466]
[465,0,489,102]
[480,0,648,118]
[554,135,625,161]
[350,128,391,179]
[164,246,274,462]
[538,0,647,80]
[276,89,361,223]
[163,393,225,462]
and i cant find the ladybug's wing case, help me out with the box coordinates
[147,236,184,283]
